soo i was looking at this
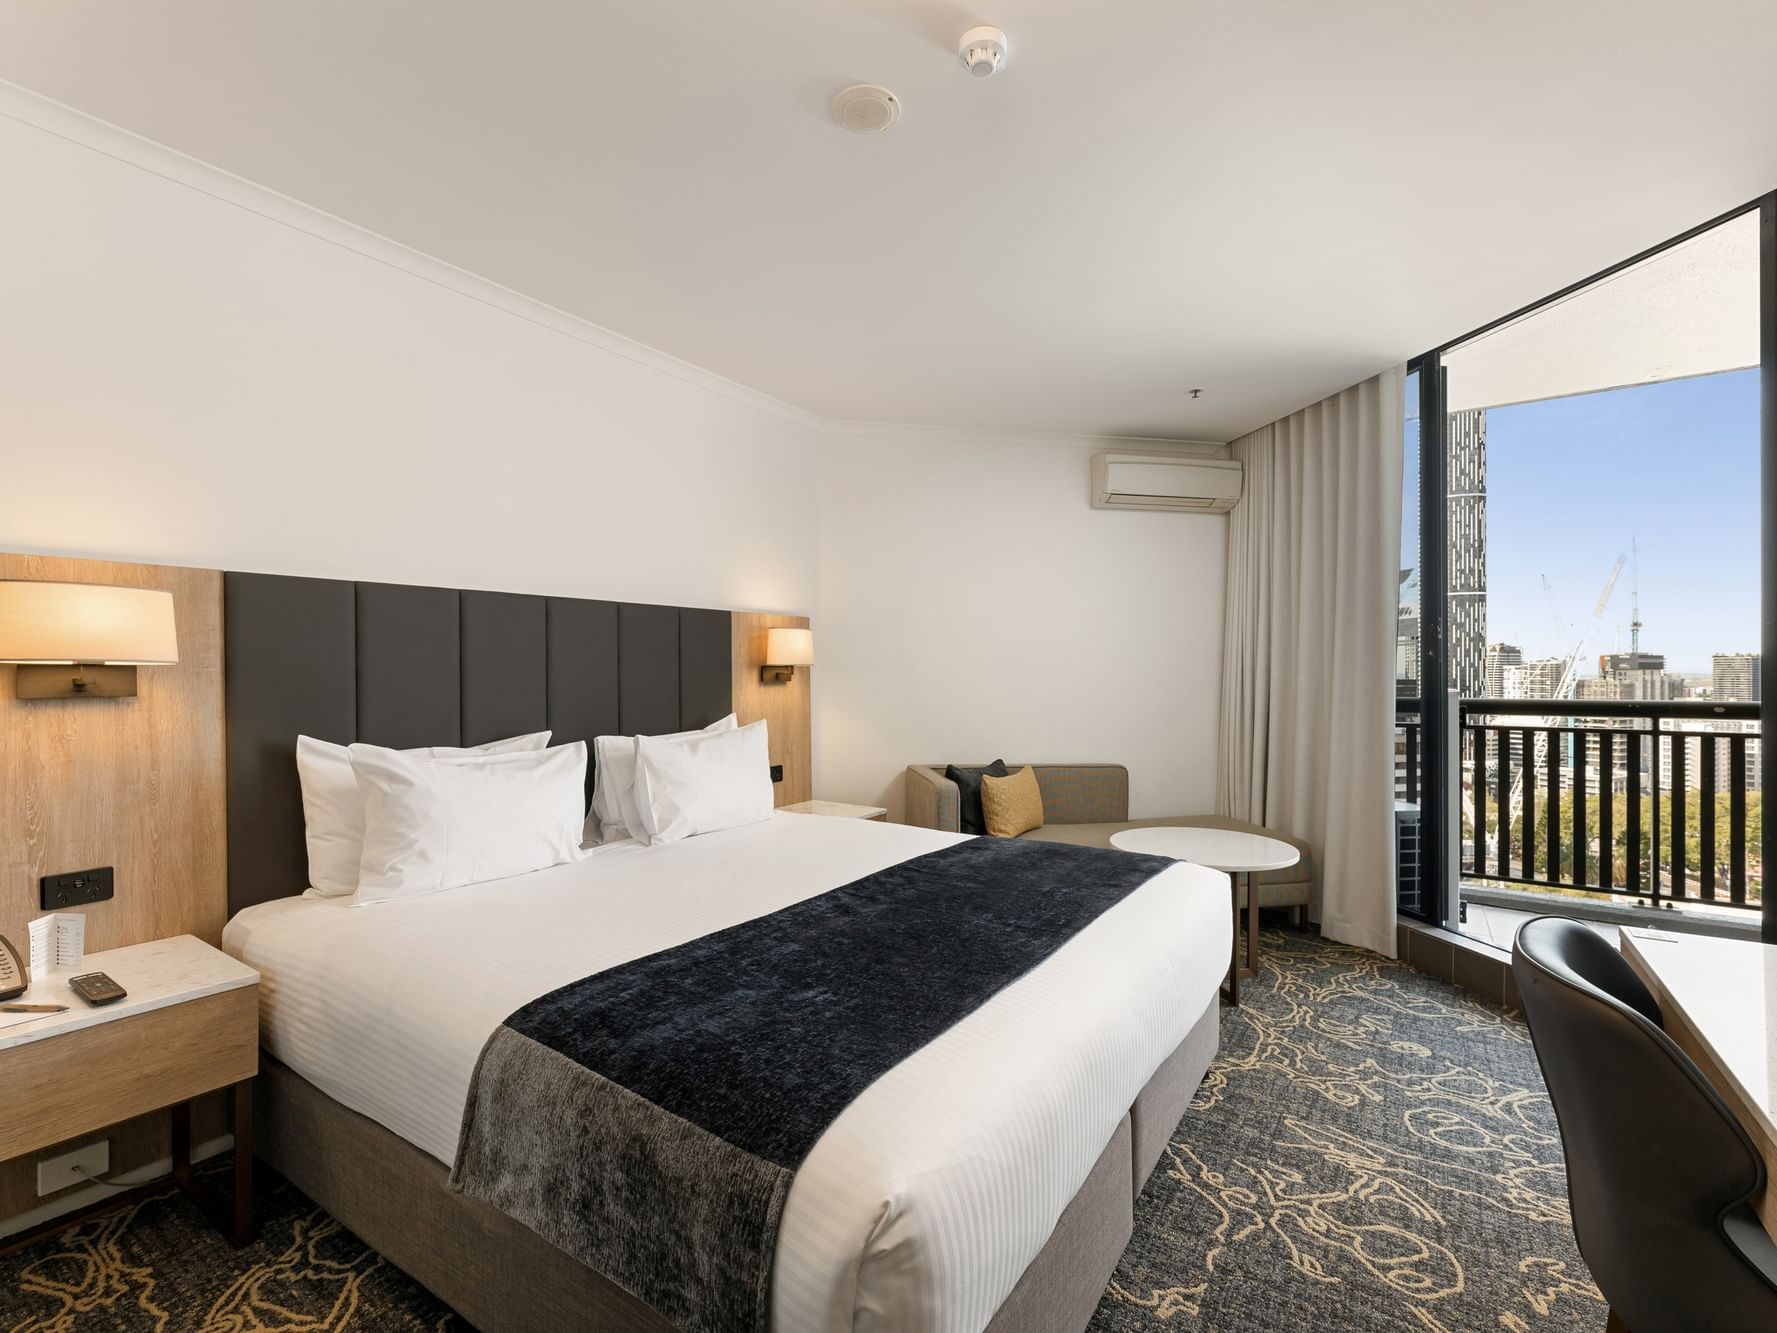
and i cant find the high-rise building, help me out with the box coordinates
[1479,642,1524,769]
[1404,410,1484,699]
[1396,602,1420,694]
[1506,657,1568,700]
[1572,651,1670,795]
[1706,653,1762,794]
[1498,656,1576,781]
[1599,651,1677,702]
[1575,674,1615,702]
[1447,409,1487,699]
[1712,652,1761,702]
[1483,642,1521,698]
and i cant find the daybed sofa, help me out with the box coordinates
[903,762,1312,916]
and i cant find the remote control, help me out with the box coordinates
[68,972,127,1006]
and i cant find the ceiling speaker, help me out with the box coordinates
[832,84,901,134]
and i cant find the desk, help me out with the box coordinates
[1621,928,1777,1236]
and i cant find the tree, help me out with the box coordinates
[1468,787,1761,908]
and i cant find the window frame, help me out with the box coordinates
[1401,193,1777,942]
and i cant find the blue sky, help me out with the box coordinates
[1403,367,1759,675]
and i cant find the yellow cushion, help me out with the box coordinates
[980,765,1044,838]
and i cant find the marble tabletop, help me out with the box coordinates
[1109,825,1301,873]
[782,800,888,820]
[0,934,258,1053]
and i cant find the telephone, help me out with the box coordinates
[0,934,27,1002]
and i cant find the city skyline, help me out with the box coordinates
[1403,367,1759,675]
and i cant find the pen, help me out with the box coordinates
[0,1003,68,1013]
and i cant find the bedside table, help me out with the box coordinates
[0,934,259,1249]
[782,799,889,822]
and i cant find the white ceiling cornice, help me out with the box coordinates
[0,79,833,433]
[2,78,1218,451]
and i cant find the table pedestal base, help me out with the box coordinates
[1222,871,1261,1006]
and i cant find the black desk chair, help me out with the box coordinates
[1513,916,1777,1332]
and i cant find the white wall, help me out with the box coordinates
[0,104,823,616]
[0,93,1227,815]
[816,432,1226,820]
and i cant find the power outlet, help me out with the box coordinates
[770,765,784,784]
[37,1140,108,1196]
[40,866,113,910]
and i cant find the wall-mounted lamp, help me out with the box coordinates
[0,581,179,700]
[761,627,813,684]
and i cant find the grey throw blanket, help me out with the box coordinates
[450,835,1175,1333]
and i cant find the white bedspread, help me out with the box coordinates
[222,812,1230,1333]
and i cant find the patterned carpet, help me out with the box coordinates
[1089,930,1604,1333]
[1,930,1603,1332]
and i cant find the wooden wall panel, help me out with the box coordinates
[731,613,813,807]
[0,554,225,954]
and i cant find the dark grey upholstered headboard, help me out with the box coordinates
[223,571,732,918]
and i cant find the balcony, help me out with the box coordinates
[1395,697,1763,943]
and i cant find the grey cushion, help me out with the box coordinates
[944,760,1008,836]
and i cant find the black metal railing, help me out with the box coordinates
[1393,697,1426,919]
[1396,697,1762,913]
[1395,696,1420,805]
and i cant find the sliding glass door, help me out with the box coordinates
[1405,195,1777,945]
[1396,369,1428,920]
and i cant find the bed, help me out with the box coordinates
[218,570,1231,1333]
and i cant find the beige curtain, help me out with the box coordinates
[1217,367,1405,957]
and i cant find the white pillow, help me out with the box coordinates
[587,713,736,845]
[297,730,550,896]
[631,719,773,846]
[350,741,589,905]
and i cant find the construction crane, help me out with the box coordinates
[1475,553,1625,872]
[1629,537,1642,654]
[1548,552,1625,705]
[1594,559,1623,621]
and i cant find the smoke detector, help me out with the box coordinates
[832,84,901,133]
[958,26,1008,77]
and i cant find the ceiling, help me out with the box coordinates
[2,0,1774,441]
[1448,209,1760,413]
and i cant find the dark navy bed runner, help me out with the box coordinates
[450,835,1176,1333]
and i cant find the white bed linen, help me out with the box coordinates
[223,813,1231,1333]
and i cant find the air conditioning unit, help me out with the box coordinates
[1395,800,1422,919]
[1090,453,1242,513]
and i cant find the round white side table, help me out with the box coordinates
[1110,826,1300,1005]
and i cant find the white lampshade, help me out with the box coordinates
[0,582,179,665]
[765,626,814,666]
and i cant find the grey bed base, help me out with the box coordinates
[255,994,1219,1333]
